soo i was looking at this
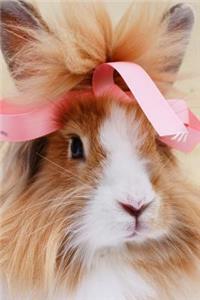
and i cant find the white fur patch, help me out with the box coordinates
[72,257,154,300]
[76,104,160,256]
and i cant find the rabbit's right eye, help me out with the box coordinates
[69,136,85,160]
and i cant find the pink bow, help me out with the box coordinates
[0,62,200,152]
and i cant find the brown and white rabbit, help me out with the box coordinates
[0,1,200,300]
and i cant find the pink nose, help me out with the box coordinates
[127,196,144,210]
[119,197,150,218]
[119,202,143,218]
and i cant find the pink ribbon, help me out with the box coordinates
[93,62,200,152]
[0,62,200,152]
[0,100,61,142]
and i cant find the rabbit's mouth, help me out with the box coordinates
[120,197,167,243]
[126,217,149,236]
[125,220,153,241]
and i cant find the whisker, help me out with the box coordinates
[1,189,90,219]
[36,152,93,187]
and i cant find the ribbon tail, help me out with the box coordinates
[160,99,200,152]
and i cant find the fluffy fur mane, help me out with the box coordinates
[1,1,191,102]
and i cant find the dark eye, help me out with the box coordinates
[69,136,84,159]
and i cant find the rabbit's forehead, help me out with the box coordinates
[96,102,156,168]
[61,96,155,156]
[99,103,143,154]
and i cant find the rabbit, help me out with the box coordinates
[0,1,200,300]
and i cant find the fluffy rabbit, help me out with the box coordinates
[0,1,200,300]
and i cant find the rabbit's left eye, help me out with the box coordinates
[69,136,84,160]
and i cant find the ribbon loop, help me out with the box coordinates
[93,62,187,137]
[93,62,200,152]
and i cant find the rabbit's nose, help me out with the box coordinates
[119,202,143,218]
[119,198,151,218]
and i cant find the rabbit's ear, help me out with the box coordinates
[164,3,195,72]
[0,0,40,71]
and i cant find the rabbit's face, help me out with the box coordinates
[1,94,178,289]
[2,94,199,294]
[35,94,175,256]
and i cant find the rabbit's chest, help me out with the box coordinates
[70,263,155,300]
